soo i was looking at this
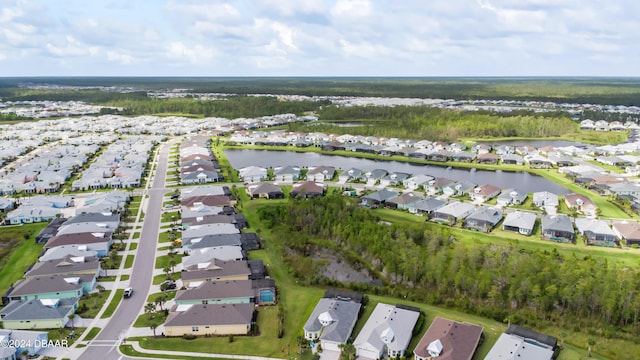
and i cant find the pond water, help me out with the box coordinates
[224,149,570,194]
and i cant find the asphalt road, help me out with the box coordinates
[77,141,171,360]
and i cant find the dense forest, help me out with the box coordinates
[292,105,578,142]
[258,195,640,341]
[1,77,640,105]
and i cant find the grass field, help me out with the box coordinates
[101,289,124,318]
[0,223,47,295]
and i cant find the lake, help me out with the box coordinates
[224,149,570,194]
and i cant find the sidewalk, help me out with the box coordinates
[128,341,285,360]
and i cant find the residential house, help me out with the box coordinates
[463,206,503,232]
[380,172,411,187]
[403,174,434,191]
[303,298,362,353]
[427,150,451,162]
[414,317,483,360]
[497,189,527,207]
[273,166,301,183]
[181,214,247,230]
[181,260,252,287]
[476,153,500,164]
[607,182,640,197]
[38,245,98,262]
[365,169,388,186]
[470,184,501,203]
[6,276,84,303]
[386,192,423,209]
[426,177,456,195]
[432,202,475,225]
[502,211,537,236]
[525,154,553,169]
[408,197,446,216]
[0,298,78,330]
[361,189,398,208]
[532,191,559,214]
[612,221,640,246]
[176,280,257,305]
[564,193,598,217]
[181,195,235,208]
[238,166,268,183]
[182,223,239,240]
[353,303,420,359]
[164,303,254,336]
[44,232,112,258]
[56,213,120,236]
[290,181,325,198]
[23,255,101,293]
[306,166,336,182]
[574,218,619,247]
[451,151,475,162]
[443,181,476,197]
[500,153,524,165]
[339,168,365,183]
[541,215,575,243]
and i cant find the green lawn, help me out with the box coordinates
[147,290,177,302]
[130,242,138,250]
[155,254,183,269]
[76,292,110,318]
[0,223,47,295]
[124,254,135,268]
[153,273,177,285]
[101,289,124,318]
[84,327,102,341]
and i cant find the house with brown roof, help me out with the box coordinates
[181,260,252,287]
[470,184,501,203]
[181,195,234,207]
[164,303,255,336]
[414,317,483,360]
[290,181,325,198]
[246,182,284,199]
[44,232,113,257]
[564,193,598,217]
[476,153,500,164]
[612,221,640,246]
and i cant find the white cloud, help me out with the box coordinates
[46,36,99,57]
[166,41,219,65]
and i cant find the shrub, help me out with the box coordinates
[182,333,197,340]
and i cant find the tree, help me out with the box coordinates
[145,302,156,320]
[155,294,167,311]
[68,313,76,330]
[150,323,158,337]
[96,284,106,298]
[338,343,356,360]
[588,338,596,357]
[163,265,171,279]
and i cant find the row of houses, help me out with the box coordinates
[303,289,557,360]
[179,136,223,184]
[161,181,274,336]
[71,136,161,191]
[0,140,99,195]
[0,211,123,330]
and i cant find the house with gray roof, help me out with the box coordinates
[181,260,252,287]
[484,332,554,360]
[306,166,336,182]
[39,245,98,262]
[303,298,362,353]
[497,189,527,207]
[463,206,503,232]
[353,303,420,359]
[181,204,225,219]
[339,168,365,183]
[273,165,301,183]
[183,223,240,240]
[361,189,399,207]
[432,201,475,225]
[56,213,120,236]
[246,182,284,199]
[0,298,78,330]
[532,191,559,214]
[380,172,411,187]
[181,185,229,198]
[182,233,242,250]
[408,197,446,216]
[575,218,619,247]
[607,182,640,197]
[6,276,85,302]
[403,174,434,190]
[541,215,575,243]
[164,303,255,336]
[184,245,245,261]
[5,206,63,225]
[177,280,255,305]
[238,166,268,183]
[387,192,423,209]
[44,232,112,257]
[502,211,537,236]
[500,153,524,165]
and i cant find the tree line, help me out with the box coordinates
[258,195,640,341]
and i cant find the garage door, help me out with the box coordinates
[322,341,340,352]
[356,346,380,360]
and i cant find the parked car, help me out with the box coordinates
[123,287,133,298]
[161,280,176,290]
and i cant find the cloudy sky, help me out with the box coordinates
[1,0,638,77]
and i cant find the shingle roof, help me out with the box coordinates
[304,298,361,343]
[176,280,254,302]
[414,317,483,360]
[165,303,254,327]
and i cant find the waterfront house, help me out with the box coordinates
[470,184,501,203]
[451,151,475,162]
[238,166,268,183]
[380,172,411,187]
[476,153,500,164]
[500,153,524,165]
[273,165,301,183]
[497,189,527,206]
[403,174,434,190]
[339,168,365,183]
[306,166,336,182]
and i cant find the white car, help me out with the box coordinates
[123,287,133,298]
